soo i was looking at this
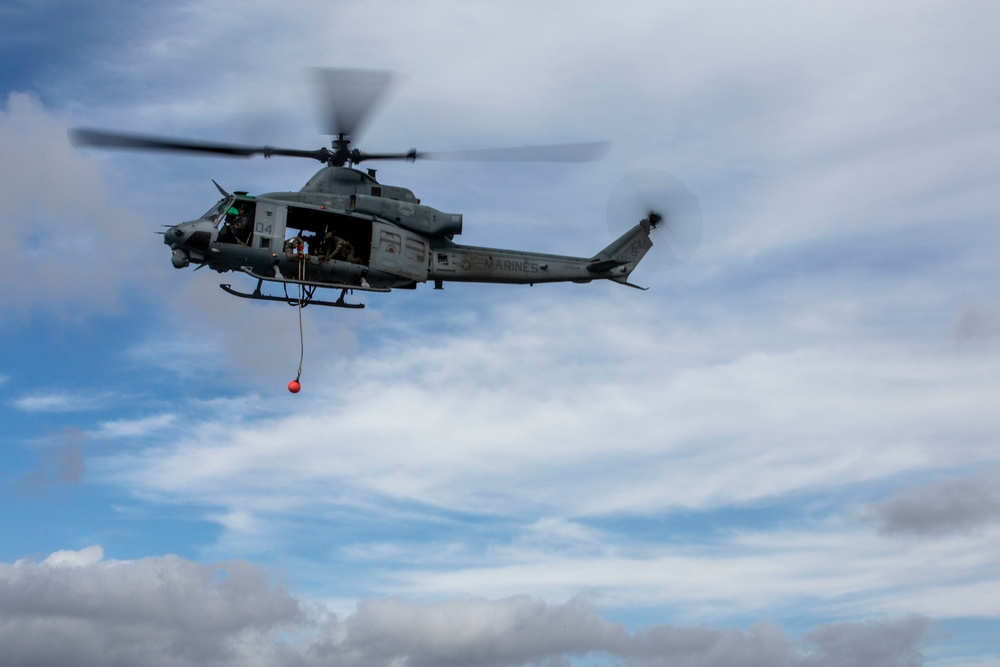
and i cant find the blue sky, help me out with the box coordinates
[2,1,1000,665]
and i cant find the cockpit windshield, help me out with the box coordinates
[200,197,235,223]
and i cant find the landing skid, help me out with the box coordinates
[219,266,394,309]
[220,282,365,309]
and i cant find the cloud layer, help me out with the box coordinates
[0,547,933,667]
[83,292,1000,624]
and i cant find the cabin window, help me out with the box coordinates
[380,230,401,255]
[405,238,425,263]
[259,237,271,249]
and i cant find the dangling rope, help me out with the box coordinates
[296,281,305,381]
[289,239,307,394]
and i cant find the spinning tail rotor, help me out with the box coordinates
[606,168,703,272]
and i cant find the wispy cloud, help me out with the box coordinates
[94,413,176,439]
[13,390,112,413]
[365,519,1000,620]
[93,293,1000,622]
[110,295,1000,519]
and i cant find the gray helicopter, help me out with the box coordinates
[70,69,694,309]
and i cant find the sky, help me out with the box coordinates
[2,1,1000,665]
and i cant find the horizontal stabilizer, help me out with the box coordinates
[610,276,649,290]
[586,258,628,273]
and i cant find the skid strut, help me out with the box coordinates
[220,282,365,308]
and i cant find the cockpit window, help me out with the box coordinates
[201,197,234,223]
[217,200,255,245]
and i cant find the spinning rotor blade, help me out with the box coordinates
[68,129,609,167]
[68,128,332,163]
[413,141,611,162]
[607,168,703,271]
[70,68,610,168]
[313,67,394,139]
[346,141,611,165]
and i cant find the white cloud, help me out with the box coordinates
[108,294,1000,518]
[12,390,113,412]
[0,93,155,317]
[41,545,104,567]
[0,546,302,667]
[87,292,1000,621]
[368,520,1000,621]
[94,413,176,439]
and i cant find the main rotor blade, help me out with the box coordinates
[413,140,611,162]
[351,150,417,163]
[68,128,331,162]
[352,141,610,165]
[313,67,394,139]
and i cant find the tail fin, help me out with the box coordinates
[587,221,653,287]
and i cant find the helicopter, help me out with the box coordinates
[69,69,696,310]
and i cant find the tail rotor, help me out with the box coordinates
[607,168,703,272]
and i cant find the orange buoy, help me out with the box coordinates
[288,380,301,394]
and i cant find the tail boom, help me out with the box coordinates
[426,221,653,287]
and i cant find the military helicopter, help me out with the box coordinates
[70,69,699,310]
